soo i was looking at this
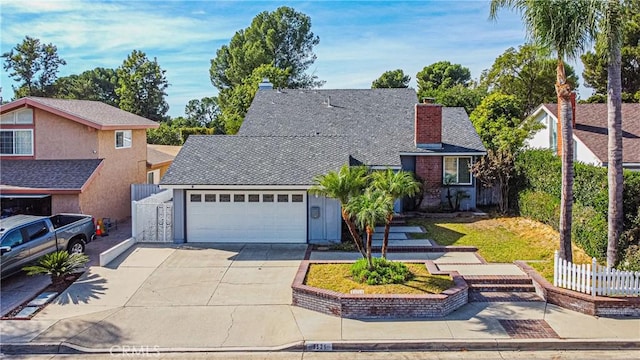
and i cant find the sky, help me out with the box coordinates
[1,0,588,118]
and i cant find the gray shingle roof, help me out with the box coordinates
[161,136,351,186]
[1,97,159,129]
[1,159,103,190]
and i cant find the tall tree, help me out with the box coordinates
[371,69,410,88]
[54,67,119,106]
[490,0,599,262]
[481,44,578,115]
[116,50,169,121]
[416,61,486,114]
[581,0,640,103]
[2,36,66,98]
[184,96,223,132]
[370,170,420,258]
[310,165,369,258]
[603,0,624,268]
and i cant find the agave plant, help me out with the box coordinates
[23,251,89,287]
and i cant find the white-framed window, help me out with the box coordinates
[115,130,132,149]
[549,116,558,152]
[0,108,33,125]
[443,156,472,185]
[0,129,33,156]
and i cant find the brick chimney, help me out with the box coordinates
[415,98,443,149]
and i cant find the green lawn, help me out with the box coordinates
[408,217,592,281]
[305,263,454,295]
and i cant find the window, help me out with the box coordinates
[24,221,49,241]
[205,194,216,202]
[443,157,472,185]
[0,108,33,124]
[248,194,260,202]
[147,172,155,184]
[277,194,289,202]
[190,194,202,202]
[291,194,303,203]
[549,116,558,152]
[234,194,245,202]
[115,130,132,149]
[0,130,33,155]
[262,194,274,202]
[219,194,231,202]
[1,229,24,248]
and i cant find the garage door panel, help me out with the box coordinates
[187,191,306,243]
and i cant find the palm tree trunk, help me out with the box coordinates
[381,214,393,259]
[342,209,366,258]
[556,58,574,263]
[366,226,374,270]
[607,28,623,268]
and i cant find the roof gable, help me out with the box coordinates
[0,97,159,130]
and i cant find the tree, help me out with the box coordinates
[481,44,578,115]
[185,97,224,133]
[603,0,624,268]
[2,36,66,98]
[210,6,321,90]
[416,61,486,114]
[345,189,393,270]
[116,50,169,121]
[371,69,410,88]
[490,0,599,262]
[581,0,640,103]
[370,169,420,258]
[54,67,119,106]
[310,165,369,258]
[146,123,182,145]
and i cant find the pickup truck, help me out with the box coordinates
[0,214,96,278]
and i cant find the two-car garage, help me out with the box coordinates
[185,190,307,243]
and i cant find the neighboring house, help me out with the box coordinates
[527,103,640,169]
[0,97,159,220]
[161,88,486,244]
[146,144,181,184]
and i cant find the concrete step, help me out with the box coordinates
[463,276,533,285]
[469,291,543,302]
[468,284,536,292]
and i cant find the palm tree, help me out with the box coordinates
[345,190,393,269]
[370,169,420,258]
[604,0,624,268]
[310,165,369,257]
[490,0,599,262]
[23,251,89,288]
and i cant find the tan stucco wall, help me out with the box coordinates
[34,109,99,160]
[51,194,81,214]
[78,129,147,221]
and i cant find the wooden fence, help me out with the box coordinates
[553,250,640,297]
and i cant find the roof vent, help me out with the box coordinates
[326,96,332,108]
[258,78,273,90]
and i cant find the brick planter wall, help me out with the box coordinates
[515,261,640,317]
[292,260,468,319]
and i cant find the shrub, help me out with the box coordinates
[180,127,214,143]
[618,245,640,272]
[23,251,89,287]
[518,190,559,227]
[572,203,608,261]
[351,258,414,285]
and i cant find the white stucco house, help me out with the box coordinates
[526,103,640,170]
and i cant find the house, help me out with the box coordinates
[146,144,181,184]
[527,103,640,169]
[0,97,159,220]
[160,88,486,244]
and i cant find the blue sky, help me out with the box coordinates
[1,0,588,118]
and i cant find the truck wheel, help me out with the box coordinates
[67,239,85,255]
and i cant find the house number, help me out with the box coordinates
[307,342,333,351]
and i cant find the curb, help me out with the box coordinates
[2,339,639,355]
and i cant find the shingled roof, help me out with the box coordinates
[0,97,159,130]
[1,159,103,192]
[540,103,640,164]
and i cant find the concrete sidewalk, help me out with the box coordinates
[1,245,639,354]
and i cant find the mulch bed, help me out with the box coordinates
[1,272,83,320]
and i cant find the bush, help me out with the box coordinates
[180,127,214,143]
[618,245,640,272]
[23,251,89,287]
[351,258,414,285]
[518,190,559,227]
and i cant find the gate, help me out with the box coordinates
[132,189,173,243]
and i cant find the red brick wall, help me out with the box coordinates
[416,156,442,209]
[415,104,442,145]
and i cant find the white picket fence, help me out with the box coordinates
[553,250,640,297]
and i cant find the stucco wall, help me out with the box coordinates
[527,111,553,150]
[79,129,147,221]
[34,108,99,160]
[51,194,81,214]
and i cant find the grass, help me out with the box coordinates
[408,217,593,282]
[305,263,454,295]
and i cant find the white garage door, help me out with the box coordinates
[186,190,307,243]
